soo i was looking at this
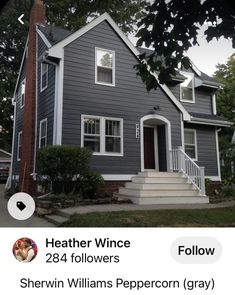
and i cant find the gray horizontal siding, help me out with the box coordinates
[38,33,48,57]
[37,35,55,148]
[63,20,182,174]
[169,83,213,115]
[185,123,218,176]
[12,58,26,177]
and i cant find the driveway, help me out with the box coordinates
[0,184,54,227]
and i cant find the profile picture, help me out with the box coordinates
[13,237,38,263]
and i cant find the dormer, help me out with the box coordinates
[180,71,195,103]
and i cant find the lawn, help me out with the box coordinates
[61,206,235,227]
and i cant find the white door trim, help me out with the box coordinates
[143,125,159,171]
[140,114,172,172]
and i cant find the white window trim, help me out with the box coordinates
[40,63,48,92]
[17,131,22,161]
[95,47,115,87]
[184,128,198,161]
[212,93,217,115]
[180,72,195,104]
[20,78,26,109]
[81,115,123,156]
[39,118,48,148]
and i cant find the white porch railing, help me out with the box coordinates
[170,146,206,196]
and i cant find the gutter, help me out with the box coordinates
[188,117,233,127]
[201,80,224,89]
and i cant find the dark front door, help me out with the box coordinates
[157,125,167,171]
[144,127,155,169]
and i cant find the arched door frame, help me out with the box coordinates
[140,114,172,172]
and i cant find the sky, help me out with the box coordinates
[186,28,234,76]
[135,0,234,76]
[129,32,234,77]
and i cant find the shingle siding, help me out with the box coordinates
[63,21,182,174]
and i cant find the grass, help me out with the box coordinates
[61,206,235,227]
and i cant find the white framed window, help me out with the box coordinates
[95,48,115,86]
[184,129,198,160]
[17,131,22,161]
[20,79,26,108]
[39,119,47,148]
[83,117,101,152]
[41,63,48,92]
[81,115,123,156]
[180,72,195,103]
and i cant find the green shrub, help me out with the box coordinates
[205,178,212,195]
[220,187,235,198]
[77,171,104,199]
[37,145,92,194]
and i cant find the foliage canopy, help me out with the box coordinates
[135,0,235,91]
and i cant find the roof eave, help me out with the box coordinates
[188,117,233,127]
[201,81,224,89]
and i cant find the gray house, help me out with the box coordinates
[9,1,231,204]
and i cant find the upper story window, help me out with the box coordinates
[20,79,26,108]
[180,72,195,103]
[184,129,198,161]
[39,119,47,148]
[41,63,48,92]
[82,115,123,156]
[95,48,115,86]
[17,131,22,161]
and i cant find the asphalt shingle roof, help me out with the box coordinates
[190,112,228,122]
[38,24,72,45]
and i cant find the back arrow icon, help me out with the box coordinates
[18,14,24,24]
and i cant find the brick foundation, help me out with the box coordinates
[98,181,128,194]
[206,181,222,195]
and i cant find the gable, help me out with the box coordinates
[62,20,184,154]
[47,13,190,121]
[13,36,28,101]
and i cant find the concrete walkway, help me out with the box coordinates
[0,184,54,227]
[57,200,235,217]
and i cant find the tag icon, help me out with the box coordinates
[8,192,35,220]
[16,201,26,211]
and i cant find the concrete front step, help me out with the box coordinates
[119,187,200,197]
[55,208,71,219]
[132,176,189,184]
[44,214,68,226]
[114,193,209,205]
[125,182,195,190]
[115,171,206,205]
[138,171,183,178]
